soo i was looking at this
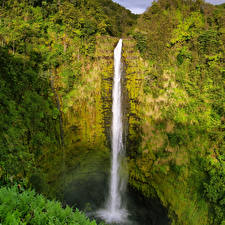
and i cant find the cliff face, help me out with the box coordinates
[37,36,118,201]
[122,42,210,224]
[122,1,225,224]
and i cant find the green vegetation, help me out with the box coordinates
[0,0,135,185]
[125,0,225,224]
[0,45,59,184]
[0,185,96,224]
[0,0,225,224]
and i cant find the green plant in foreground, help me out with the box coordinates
[0,186,97,225]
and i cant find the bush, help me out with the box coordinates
[0,186,97,225]
[132,32,147,54]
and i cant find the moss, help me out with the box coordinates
[36,37,118,199]
[123,37,213,225]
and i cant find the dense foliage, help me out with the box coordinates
[0,185,97,224]
[0,0,136,184]
[129,0,225,224]
[0,47,59,184]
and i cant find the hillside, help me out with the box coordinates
[126,0,225,224]
[0,0,136,185]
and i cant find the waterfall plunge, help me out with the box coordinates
[97,39,128,224]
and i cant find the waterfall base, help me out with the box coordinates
[97,208,129,224]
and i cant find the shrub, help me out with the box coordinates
[0,186,97,225]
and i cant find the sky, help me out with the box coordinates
[112,0,225,14]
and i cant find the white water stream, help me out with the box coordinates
[97,39,128,224]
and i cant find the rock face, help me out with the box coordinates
[38,36,118,203]
[122,37,211,225]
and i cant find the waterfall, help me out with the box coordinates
[97,39,128,223]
